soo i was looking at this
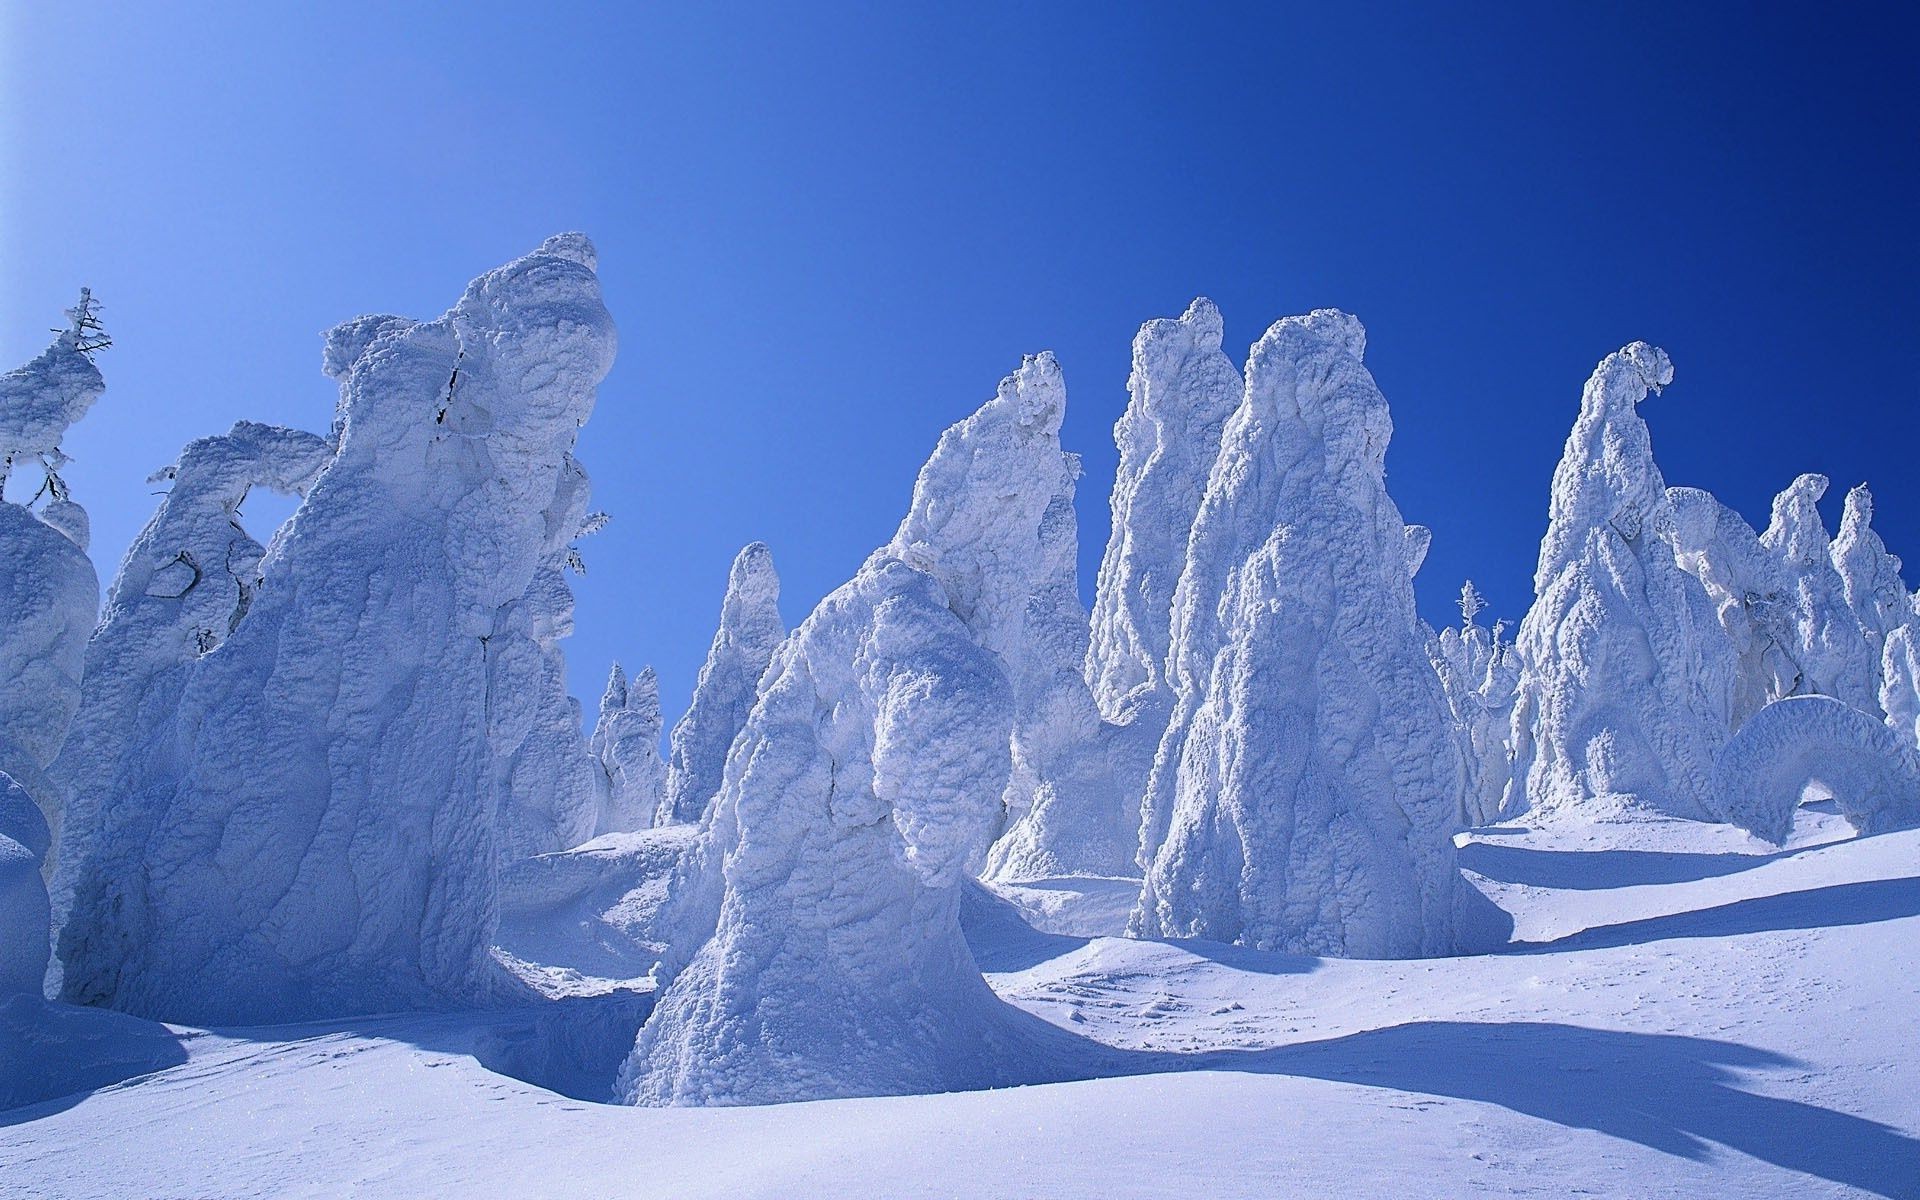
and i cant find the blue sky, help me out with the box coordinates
[4,3,1916,725]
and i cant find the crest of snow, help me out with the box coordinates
[56,234,616,1023]
[625,356,1092,1104]
[592,663,666,835]
[48,421,332,974]
[1506,344,1735,821]
[1759,474,1879,712]
[1710,695,1920,844]
[658,542,783,826]
[1133,309,1484,958]
[1085,299,1242,806]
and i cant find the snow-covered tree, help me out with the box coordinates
[1666,486,1801,730]
[1832,484,1911,696]
[1762,474,1878,713]
[57,235,615,1023]
[1506,344,1735,822]
[592,662,666,834]
[625,354,1089,1105]
[1132,310,1483,958]
[1429,580,1521,827]
[658,542,783,826]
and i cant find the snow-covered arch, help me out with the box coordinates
[1711,695,1920,845]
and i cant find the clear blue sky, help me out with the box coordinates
[4,3,1916,727]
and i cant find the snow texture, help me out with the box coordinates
[624,355,1088,1105]
[1085,298,1242,805]
[592,663,666,835]
[1132,310,1481,959]
[1506,344,1735,821]
[1667,485,1801,730]
[658,543,783,826]
[1881,604,1920,753]
[0,775,51,995]
[1832,484,1911,708]
[48,422,332,954]
[1710,694,1920,845]
[1761,474,1879,713]
[56,235,616,1023]
[1429,584,1521,828]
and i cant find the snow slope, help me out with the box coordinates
[4,807,1915,1198]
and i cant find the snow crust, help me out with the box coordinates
[1507,344,1735,821]
[658,543,783,826]
[56,235,616,1023]
[1133,310,1482,958]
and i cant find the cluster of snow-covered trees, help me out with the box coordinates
[4,239,1916,1105]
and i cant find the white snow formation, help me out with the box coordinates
[1761,474,1879,713]
[56,235,616,1023]
[1710,694,1920,844]
[624,354,1089,1105]
[0,308,105,996]
[1430,583,1521,827]
[658,543,783,826]
[1506,344,1735,822]
[1132,309,1479,959]
[1667,486,1801,730]
[1085,298,1241,806]
[592,663,666,835]
[49,422,332,953]
[1832,484,1913,707]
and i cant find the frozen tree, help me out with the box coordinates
[1430,581,1521,827]
[1881,598,1920,752]
[1132,310,1483,959]
[1761,474,1879,712]
[1506,344,1734,821]
[48,422,333,965]
[1666,486,1801,730]
[1086,298,1243,820]
[624,355,1086,1105]
[593,662,666,835]
[658,542,784,826]
[0,304,105,995]
[1711,695,1920,844]
[1832,484,1911,689]
[57,235,616,1023]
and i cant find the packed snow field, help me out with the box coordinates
[2,240,1916,1197]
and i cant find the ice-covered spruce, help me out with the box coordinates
[1506,344,1735,822]
[1762,474,1879,713]
[0,300,105,995]
[657,542,783,826]
[1429,582,1521,828]
[592,663,666,834]
[623,354,1096,1106]
[1086,298,1242,810]
[49,422,332,948]
[57,235,616,1023]
[1667,486,1801,730]
[1132,310,1493,959]
[1832,484,1911,696]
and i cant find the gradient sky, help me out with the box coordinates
[4,3,1916,726]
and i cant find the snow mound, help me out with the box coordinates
[1508,344,1734,821]
[57,235,616,1023]
[659,543,783,826]
[1134,309,1488,958]
[1711,695,1920,845]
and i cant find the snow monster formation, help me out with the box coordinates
[592,662,666,834]
[658,542,784,826]
[1712,695,1920,845]
[1132,310,1484,959]
[1430,583,1522,827]
[48,421,333,948]
[623,354,1089,1106]
[0,302,105,995]
[1667,486,1801,731]
[1086,298,1242,801]
[1832,484,1912,700]
[57,235,616,1023]
[1761,474,1879,714]
[1506,344,1735,822]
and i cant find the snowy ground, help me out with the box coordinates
[3,807,1916,1199]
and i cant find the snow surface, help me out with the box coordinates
[658,542,783,826]
[1134,310,1488,959]
[4,811,1916,1198]
[55,235,616,1023]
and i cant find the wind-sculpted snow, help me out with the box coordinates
[1710,695,1920,845]
[592,663,666,835]
[1430,584,1521,828]
[1133,310,1484,959]
[658,543,783,826]
[0,310,106,500]
[626,356,1094,1105]
[1667,487,1800,729]
[1762,474,1879,713]
[1086,299,1241,803]
[0,775,51,994]
[1881,609,1920,753]
[48,422,332,948]
[57,235,616,1023]
[1507,344,1735,821]
[1832,485,1911,696]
